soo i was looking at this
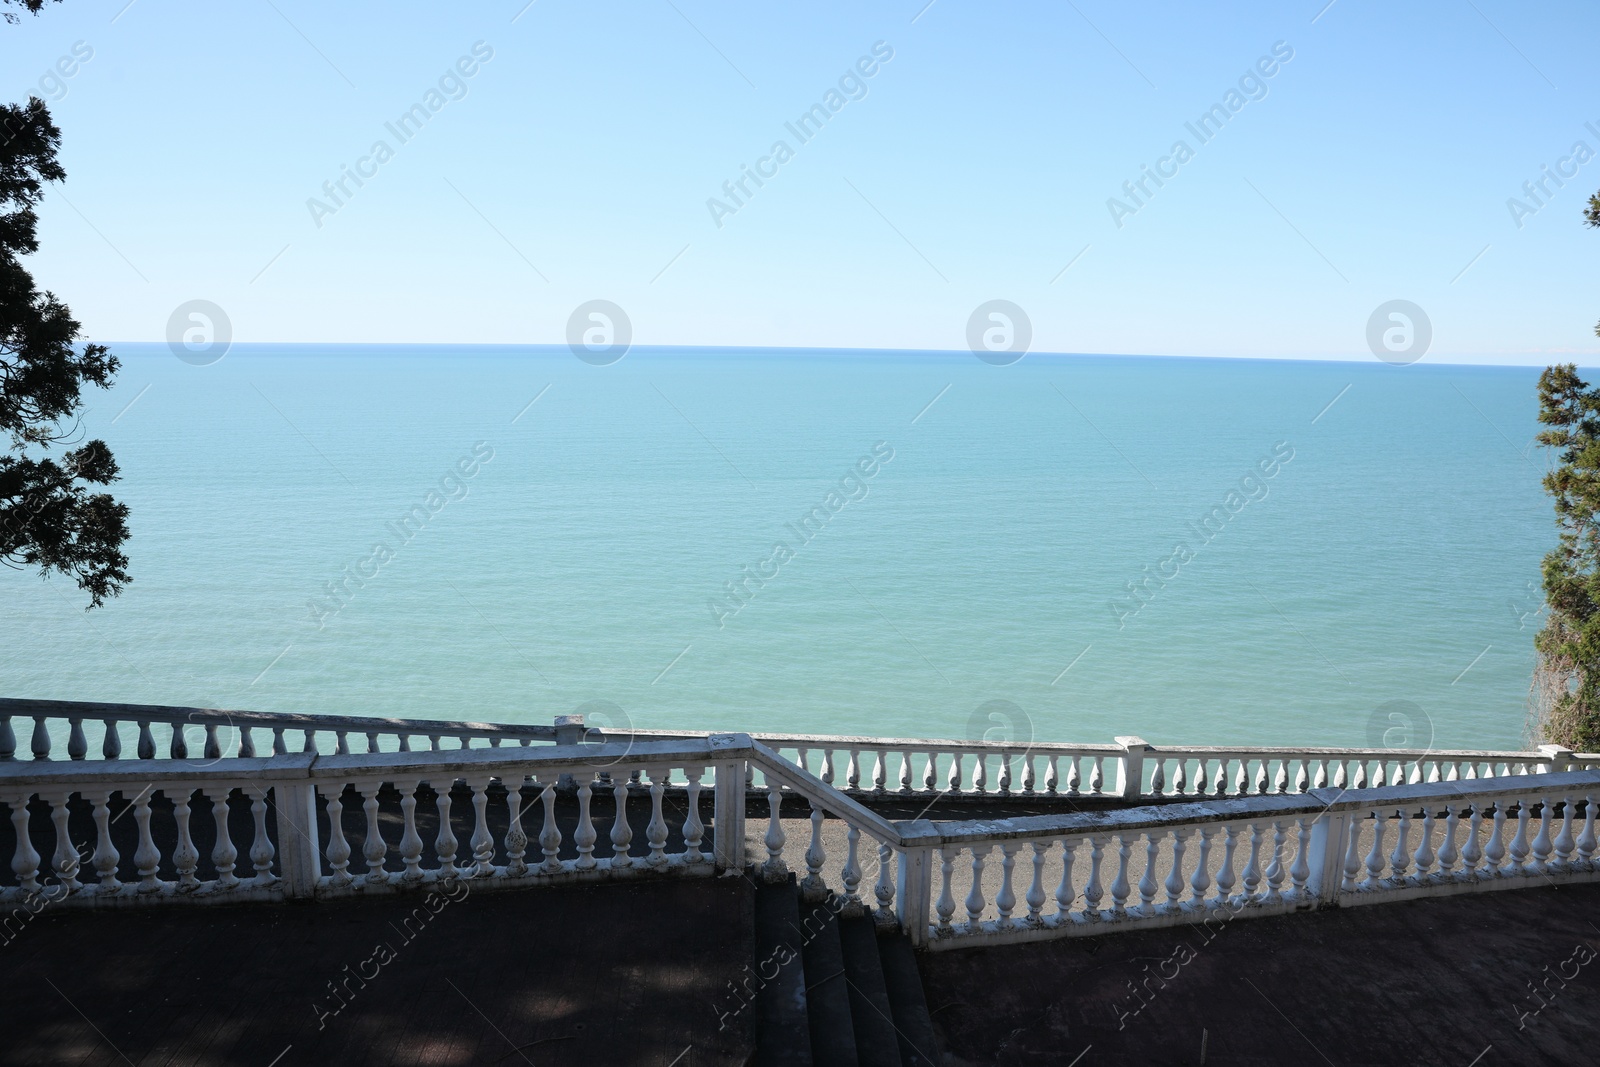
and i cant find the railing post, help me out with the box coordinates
[1115,736,1149,801]
[713,756,747,872]
[274,779,323,900]
[896,845,932,947]
[1307,811,1350,904]
[1537,745,1574,773]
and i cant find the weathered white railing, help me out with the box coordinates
[5,721,1599,957]
[0,736,756,908]
[8,698,1585,809]
[892,769,1600,950]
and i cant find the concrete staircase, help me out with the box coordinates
[753,875,939,1067]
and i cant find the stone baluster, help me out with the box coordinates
[204,723,222,761]
[433,783,460,880]
[801,803,826,897]
[1138,831,1161,915]
[1055,838,1079,920]
[947,753,963,793]
[1089,757,1104,795]
[467,778,495,877]
[1149,758,1165,796]
[397,734,413,752]
[923,754,939,791]
[0,715,12,760]
[101,720,121,760]
[900,751,915,793]
[876,842,896,913]
[1293,760,1310,794]
[1265,821,1289,899]
[847,749,861,790]
[1217,824,1240,903]
[1463,761,1479,780]
[1083,835,1106,919]
[1426,762,1442,784]
[1107,835,1131,917]
[1331,760,1348,789]
[964,846,990,930]
[1408,761,1423,785]
[137,721,155,760]
[1165,828,1189,908]
[365,731,379,754]
[392,779,428,882]
[238,727,255,758]
[538,776,562,872]
[1173,759,1188,796]
[271,727,287,756]
[66,719,87,761]
[247,786,276,886]
[1507,800,1531,876]
[820,749,835,785]
[995,843,1018,925]
[356,781,388,884]
[503,780,528,877]
[1021,754,1036,796]
[1352,760,1368,789]
[1066,756,1081,796]
[1460,805,1483,878]
[1484,803,1508,875]
[972,753,988,794]
[997,752,1012,795]
[573,774,597,871]
[1437,807,1460,879]
[609,773,633,869]
[1194,758,1211,796]
[1387,810,1412,883]
[1286,818,1310,898]
[1312,760,1329,789]
[1044,756,1060,795]
[762,787,785,878]
[842,826,863,909]
[1553,795,1576,871]
[168,723,188,759]
[1212,760,1228,796]
[321,784,352,887]
[936,847,957,932]
[1530,796,1554,874]
[171,789,199,890]
[1338,816,1362,892]
[1272,761,1289,794]
[1576,795,1598,869]
[124,788,160,891]
[684,767,707,863]
[1242,821,1266,899]
[1192,827,1216,905]
[872,751,887,793]
[1411,808,1436,879]
[46,792,81,892]
[9,794,40,892]
[1253,762,1270,795]
[646,768,670,867]
[91,791,120,891]
[31,716,49,760]
[1025,841,1048,925]
[1233,761,1249,795]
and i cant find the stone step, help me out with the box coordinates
[877,933,940,1067]
[837,914,901,1067]
[754,874,814,1067]
[796,893,860,1067]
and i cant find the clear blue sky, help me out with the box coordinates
[4,0,1599,363]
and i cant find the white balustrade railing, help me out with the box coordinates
[0,735,756,908]
[8,699,1584,812]
[892,769,1600,950]
[0,697,568,764]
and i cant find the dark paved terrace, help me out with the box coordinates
[0,877,754,1067]
[920,882,1600,1067]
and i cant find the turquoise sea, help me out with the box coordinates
[0,346,1556,752]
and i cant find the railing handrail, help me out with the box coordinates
[748,740,903,845]
[0,696,559,740]
[896,767,1600,848]
[0,736,753,789]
